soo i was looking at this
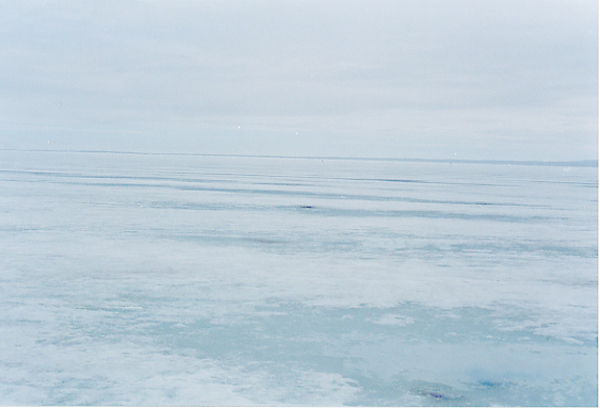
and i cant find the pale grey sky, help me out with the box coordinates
[0,0,597,160]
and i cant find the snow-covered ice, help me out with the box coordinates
[0,150,596,405]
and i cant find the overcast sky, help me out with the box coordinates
[0,0,597,160]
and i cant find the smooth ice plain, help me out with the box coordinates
[0,150,597,406]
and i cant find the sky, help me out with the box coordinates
[0,0,597,160]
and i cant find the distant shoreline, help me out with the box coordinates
[1,148,597,168]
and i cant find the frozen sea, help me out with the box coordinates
[0,149,597,406]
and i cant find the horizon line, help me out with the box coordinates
[1,148,598,167]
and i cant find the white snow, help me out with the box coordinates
[0,150,596,405]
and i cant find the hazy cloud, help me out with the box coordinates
[0,0,597,159]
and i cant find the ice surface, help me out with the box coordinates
[0,150,597,406]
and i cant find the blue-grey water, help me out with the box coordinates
[0,150,597,406]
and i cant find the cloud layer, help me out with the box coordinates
[0,0,597,159]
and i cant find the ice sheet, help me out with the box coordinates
[0,150,596,405]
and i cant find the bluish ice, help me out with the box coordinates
[0,150,597,406]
